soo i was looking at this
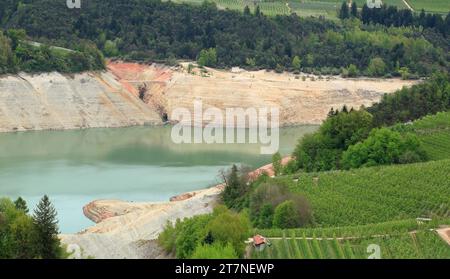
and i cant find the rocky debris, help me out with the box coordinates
[169,192,196,202]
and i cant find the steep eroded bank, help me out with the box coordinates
[0,62,417,132]
[108,61,418,126]
[0,71,162,132]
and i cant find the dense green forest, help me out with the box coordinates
[338,2,449,37]
[0,0,448,76]
[0,29,104,74]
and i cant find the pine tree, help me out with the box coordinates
[327,107,335,118]
[339,1,349,19]
[14,197,29,213]
[255,5,261,17]
[33,195,62,259]
[243,5,251,16]
[361,4,370,23]
[222,165,241,208]
[350,2,357,18]
[342,105,348,113]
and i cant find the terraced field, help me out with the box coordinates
[409,111,450,161]
[215,0,290,16]
[168,0,447,17]
[252,228,450,259]
[275,159,450,227]
[289,1,339,18]
[250,112,450,259]
[406,0,450,13]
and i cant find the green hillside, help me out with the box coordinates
[409,111,450,161]
[252,226,450,259]
[275,159,450,227]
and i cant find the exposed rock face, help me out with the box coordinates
[0,62,417,132]
[108,61,418,127]
[0,71,162,132]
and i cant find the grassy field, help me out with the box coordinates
[406,0,450,13]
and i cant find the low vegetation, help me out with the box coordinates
[158,206,250,259]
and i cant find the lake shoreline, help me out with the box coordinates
[59,157,291,259]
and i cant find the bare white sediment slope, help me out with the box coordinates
[59,186,223,259]
[108,61,419,126]
[0,62,417,132]
[0,71,162,132]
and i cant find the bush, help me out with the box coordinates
[198,48,217,67]
[273,194,313,229]
[158,206,251,259]
[294,108,374,171]
[347,64,358,77]
[273,200,300,228]
[249,183,312,228]
[342,128,427,169]
[206,207,250,257]
[367,57,387,77]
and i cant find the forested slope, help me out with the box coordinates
[1,0,448,76]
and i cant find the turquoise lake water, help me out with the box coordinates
[0,125,317,233]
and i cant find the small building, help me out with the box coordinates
[252,234,269,252]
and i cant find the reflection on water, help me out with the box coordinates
[0,125,317,233]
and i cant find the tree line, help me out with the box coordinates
[0,29,104,74]
[339,1,449,37]
[292,72,450,172]
[0,195,66,259]
[1,0,448,77]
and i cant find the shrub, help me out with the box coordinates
[342,128,428,169]
[159,206,250,259]
[347,64,358,77]
[294,109,374,171]
[273,197,313,229]
[249,183,312,228]
[367,57,387,77]
[197,48,217,67]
